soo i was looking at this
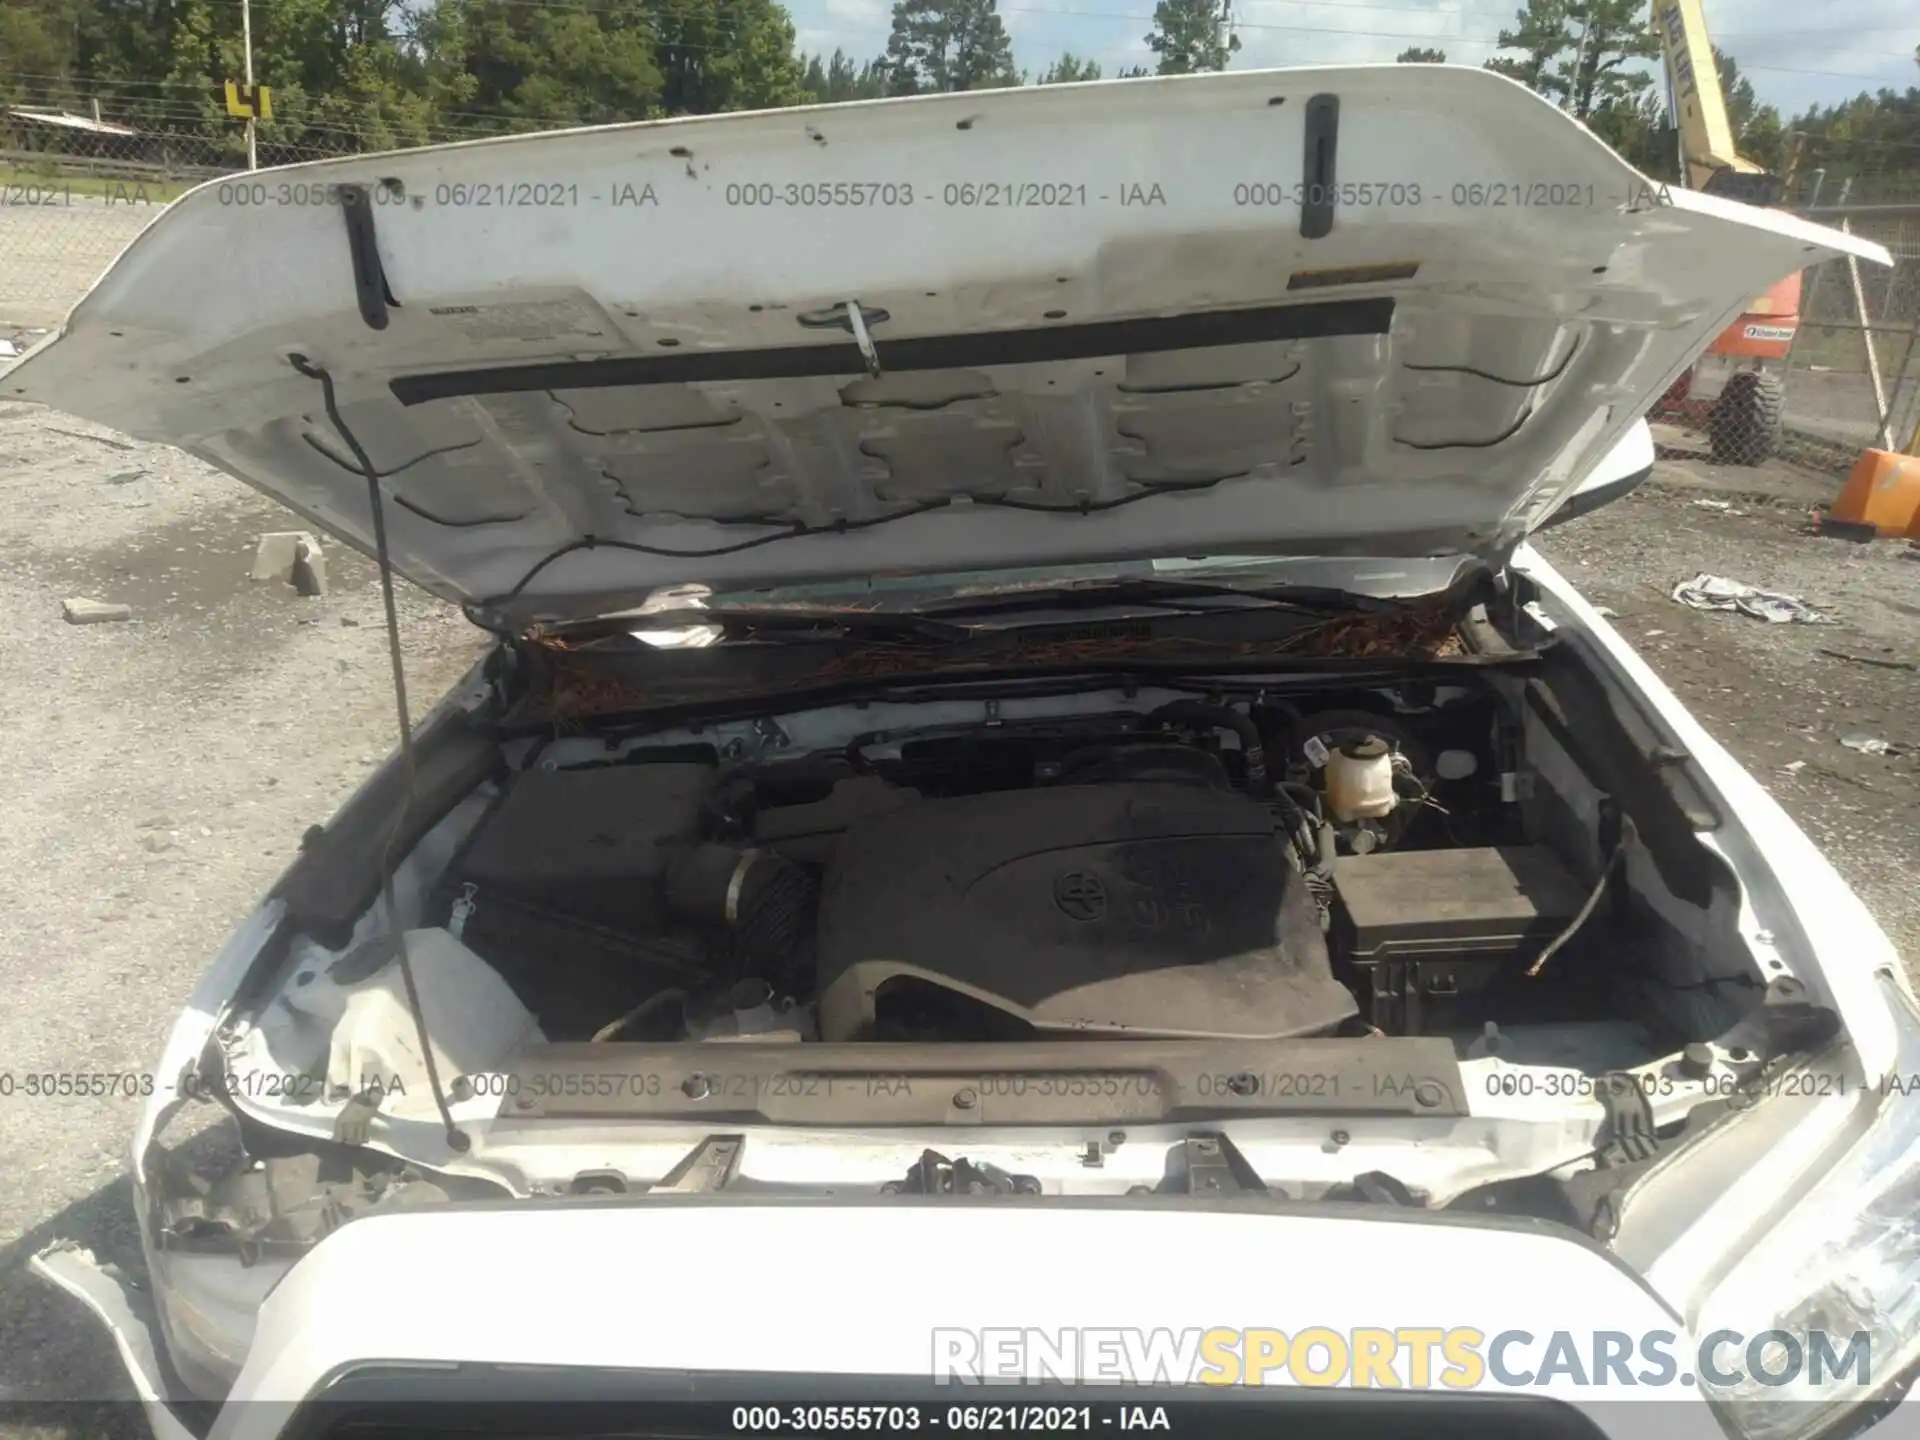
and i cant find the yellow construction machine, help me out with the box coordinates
[1648,0,1802,464]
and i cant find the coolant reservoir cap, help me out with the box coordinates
[1341,736,1390,760]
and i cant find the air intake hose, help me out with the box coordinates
[1149,701,1269,796]
[664,843,818,990]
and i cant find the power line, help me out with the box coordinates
[4,0,1917,58]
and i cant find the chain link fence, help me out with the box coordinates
[1648,177,1920,477]
[2,111,364,331]
[1776,193,1920,475]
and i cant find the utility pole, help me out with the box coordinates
[242,0,257,171]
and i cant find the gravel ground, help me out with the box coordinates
[0,401,482,1431]
[0,403,1916,1435]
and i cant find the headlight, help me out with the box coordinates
[1695,973,1920,1440]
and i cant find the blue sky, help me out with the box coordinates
[785,0,1920,116]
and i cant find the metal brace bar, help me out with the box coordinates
[650,1135,744,1193]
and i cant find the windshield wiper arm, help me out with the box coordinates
[920,578,1404,620]
[617,606,975,644]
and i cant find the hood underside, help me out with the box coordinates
[8,66,1886,626]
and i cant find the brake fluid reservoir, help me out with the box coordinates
[1325,737,1398,823]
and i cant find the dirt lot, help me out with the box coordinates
[1541,473,1920,967]
[0,402,1916,1432]
[0,402,482,1430]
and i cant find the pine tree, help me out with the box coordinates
[1039,51,1103,83]
[800,48,890,102]
[1485,0,1570,98]
[1712,46,1784,170]
[881,0,1020,95]
[644,0,810,116]
[1562,0,1657,119]
[1395,46,1447,62]
[1143,0,1239,75]
[1485,0,1656,121]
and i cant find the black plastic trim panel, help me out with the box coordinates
[389,299,1396,405]
[271,708,502,947]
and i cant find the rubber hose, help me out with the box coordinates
[1149,701,1269,795]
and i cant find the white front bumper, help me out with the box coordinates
[33,1198,1761,1440]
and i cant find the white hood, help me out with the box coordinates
[8,66,1886,626]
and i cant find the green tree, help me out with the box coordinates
[425,0,663,131]
[1562,0,1657,117]
[1484,0,1567,94]
[642,0,809,115]
[1783,85,1920,202]
[1143,0,1239,74]
[1039,51,1103,83]
[1395,46,1447,62]
[0,0,81,107]
[245,0,439,152]
[800,49,890,102]
[1588,87,1673,175]
[1711,46,1784,171]
[1486,0,1656,121]
[880,0,1020,95]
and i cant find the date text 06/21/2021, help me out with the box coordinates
[8,1064,1916,1105]
[727,1405,1172,1433]
[198,176,1676,212]
[0,1068,1432,1105]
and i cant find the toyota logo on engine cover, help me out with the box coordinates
[1052,872,1108,922]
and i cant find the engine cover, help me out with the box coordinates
[815,782,1357,1041]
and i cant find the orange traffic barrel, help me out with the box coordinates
[1830,450,1920,535]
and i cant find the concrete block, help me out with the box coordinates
[253,531,328,596]
[63,597,132,624]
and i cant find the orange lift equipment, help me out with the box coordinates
[1647,0,1801,466]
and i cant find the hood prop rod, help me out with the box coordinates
[289,353,469,1155]
[845,300,883,378]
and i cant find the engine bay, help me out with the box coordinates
[161,651,1813,1238]
[384,677,1666,1053]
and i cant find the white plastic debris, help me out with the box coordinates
[1671,573,1824,624]
[1840,733,1907,757]
[1692,498,1733,511]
